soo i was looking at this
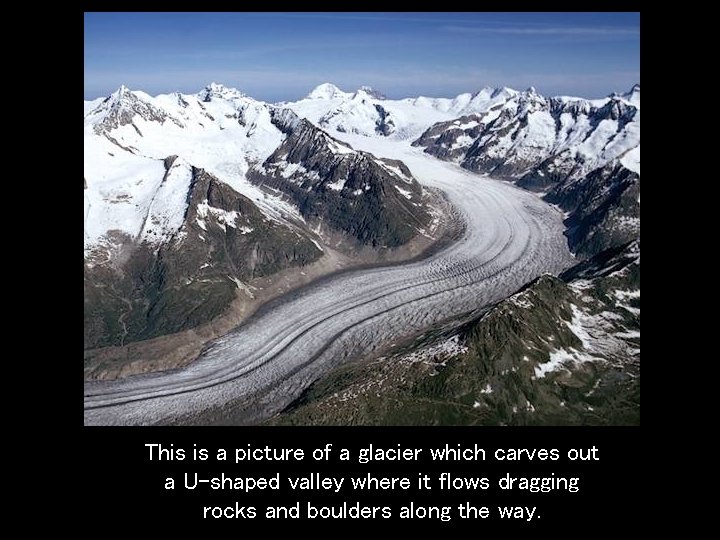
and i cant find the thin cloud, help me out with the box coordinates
[167,45,304,61]
[248,13,518,25]
[250,13,636,30]
[444,25,639,36]
[161,33,430,62]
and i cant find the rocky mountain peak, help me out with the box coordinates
[306,83,348,100]
[89,85,170,134]
[106,84,135,106]
[269,106,301,134]
[356,86,387,100]
[472,86,517,101]
[198,82,245,102]
[493,86,517,98]
[514,87,546,111]
[248,117,429,248]
[623,84,640,107]
[599,97,636,121]
[471,86,495,99]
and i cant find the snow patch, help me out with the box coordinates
[394,185,413,199]
[227,276,255,298]
[401,335,468,366]
[197,199,240,232]
[310,238,324,252]
[620,145,640,174]
[451,134,474,150]
[565,305,594,350]
[615,330,640,339]
[138,158,193,244]
[535,348,584,378]
[325,177,347,191]
[614,289,640,300]
[327,138,354,155]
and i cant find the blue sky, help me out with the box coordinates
[84,12,640,101]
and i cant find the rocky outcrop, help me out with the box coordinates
[546,163,639,257]
[413,87,640,258]
[248,119,430,248]
[87,85,181,135]
[373,103,395,136]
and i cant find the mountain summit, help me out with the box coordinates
[306,83,349,100]
[84,82,438,357]
[356,86,386,100]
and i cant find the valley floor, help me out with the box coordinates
[84,191,454,381]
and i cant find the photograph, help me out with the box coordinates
[84,12,640,426]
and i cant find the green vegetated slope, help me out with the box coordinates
[84,167,321,349]
[271,241,640,425]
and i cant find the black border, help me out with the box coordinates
[76,5,648,533]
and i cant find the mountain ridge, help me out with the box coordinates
[84,83,448,371]
[84,81,639,425]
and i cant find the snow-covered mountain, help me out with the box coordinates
[84,82,294,251]
[84,80,639,370]
[286,83,519,140]
[83,83,433,351]
[414,86,640,257]
[84,161,322,350]
[275,83,640,426]
[84,84,322,350]
[413,85,640,180]
[84,82,435,254]
[248,113,430,248]
[287,82,640,258]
